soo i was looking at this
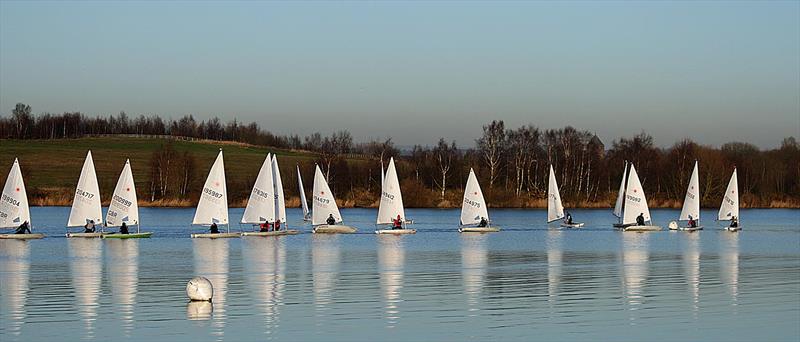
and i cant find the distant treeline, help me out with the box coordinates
[2,103,798,208]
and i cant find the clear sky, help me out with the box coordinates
[1,1,798,149]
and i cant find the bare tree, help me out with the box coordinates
[477,120,506,189]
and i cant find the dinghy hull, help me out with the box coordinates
[560,223,584,228]
[190,232,241,238]
[66,232,106,238]
[459,227,500,233]
[241,230,300,237]
[313,225,357,234]
[103,232,153,239]
[613,223,632,229]
[0,233,44,240]
[725,227,742,232]
[375,229,416,235]
[678,226,703,232]
[623,225,662,232]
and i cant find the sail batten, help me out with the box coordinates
[106,159,139,227]
[377,158,405,224]
[241,154,274,224]
[547,165,565,223]
[679,161,700,221]
[193,150,228,225]
[460,168,489,225]
[0,158,30,228]
[311,165,342,226]
[718,169,739,221]
[67,151,103,227]
[622,165,651,225]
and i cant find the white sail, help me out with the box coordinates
[0,158,30,228]
[547,165,565,223]
[297,165,310,220]
[622,164,651,225]
[377,157,405,224]
[311,165,342,226]
[272,155,287,224]
[718,169,739,221]
[106,159,139,227]
[192,150,228,225]
[613,162,628,218]
[679,161,700,221]
[381,161,385,187]
[241,154,274,224]
[460,168,489,225]
[68,151,103,227]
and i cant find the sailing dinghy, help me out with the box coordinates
[66,151,106,238]
[0,159,43,239]
[103,160,152,238]
[312,165,357,233]
[376,158,415,235]
[718,168,741,232]
[621,164,661,231]
[298,165,312,222]
[191,150,239,238]
[548,165,584,228]
[669,161,702,232]
[612,161,631,228]
[241,154,298,236]
[459,168,499,233]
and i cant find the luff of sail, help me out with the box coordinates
[311,165,342,226]
[241,154,274,224]
[613,162,628,218]
[106,159,139,227]
[272,155,287,224]
[377,157,405,225]
[718,168,739,221]
[547,165,565,223]
[460,169,489,225]
[297,166,310,220]
[193,150,229,225]
[68,151,103,227]
[679,161,700,222]
[0,158,30,228]
[622,165,651,225]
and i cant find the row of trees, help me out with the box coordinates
[3,104,798,207]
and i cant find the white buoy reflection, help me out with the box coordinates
[193,238,230,340]
[0,240,31,337]
[378,235,405,328]
[68,238,103,340]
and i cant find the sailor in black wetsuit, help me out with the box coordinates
[209,222,220,234]
[15,221,31,234]
[326,214,336,225]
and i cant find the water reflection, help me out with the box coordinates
[720,232,740,307]
[68,238,103,340]
[243,237,286,336]
[378,236,405,328]
[187,301,213,320]
[547,229,563,305]
[312,234,340,325]
[193,238,230,339]
[621,233,649,322]
[461,234,488,315]
[683,233,701,315]
[0,240,31,337]
[106,239,139,336]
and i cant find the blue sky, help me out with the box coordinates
[1,1,798,148]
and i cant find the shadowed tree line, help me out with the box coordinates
[2,104,798,208]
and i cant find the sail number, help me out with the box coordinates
[203,187,224,199]
[314,195,330,204]
[252,187,270,199]
[625,194,641,203]
[112,194,132,207]
[464,198,481,208]
[724,196,735,205]
[1,194,20,207]
[382,191,395,201]
[76,188,94,199]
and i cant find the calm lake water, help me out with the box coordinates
[0,207,798,341]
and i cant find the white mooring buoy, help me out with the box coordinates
[186,276,213,301]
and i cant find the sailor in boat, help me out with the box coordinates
[209,222,220,234]
[730,216,739,228]
[326,214,336,225]
[15,221,31,234]
[636,213,645,226]
[84,220,97,233]
[478,217,488,227]
[392,215,403,230]
[274,220,281,231]
[259,222,270,232]
[119,222,129,234]
[688,215,697,228]
[564,212,574,225]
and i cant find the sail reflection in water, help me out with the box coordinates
[106,239,139,336]
[547,229,563,306]
[0,240,31,336]
[378,236,405,328]
[721,233,740,308]
[683,233,701,316]
[621,233,650,321]
[312,234,340,326]
[193,239,230,338]
[68,238,103,339]
[461,234,488,315]
[243,237,286,335]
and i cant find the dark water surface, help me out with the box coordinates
[0,207,798,341]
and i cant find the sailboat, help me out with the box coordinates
[718,168,741,232]
[612,161,630,228]
[376,158,416,234]
[0,159,43,239]
[298,165,311,222]
[669,161,702,231]
[548,165,584,228]
[66,151,105,238]
[104,160,152,238]
[621,164,661,231]
[241,154,298,236]
[459,168,499,233]
[312,165,357,233]
[191,150,238,238]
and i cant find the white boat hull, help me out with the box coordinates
[241,230,300,237]
[190,232,241,238]
[623,225,662,232]
[375,229,416,235]
[725,226,742,232]
[313,225,357,234]
[459,226,500,233]
[560,222,584,228]
[0,233,45,240]
[66,232,107,238]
